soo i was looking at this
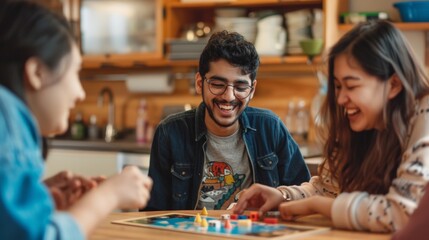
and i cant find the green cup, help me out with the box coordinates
[300,38,323,57]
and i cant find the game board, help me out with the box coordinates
[112,213,330,239]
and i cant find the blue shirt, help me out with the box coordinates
[0,86,83,240]
[147,102,310,210]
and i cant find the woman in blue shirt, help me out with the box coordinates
[0,1,153,239]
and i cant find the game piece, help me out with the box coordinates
[224,219,232,229]
[249,211,259,221]
[201,218,208,228]
[230,214,238,220]
[194,213,202,224]
[220,214,230,220]
[264,217,279,224]
[237,219,252,228]
[201,207,208,216]
[238,215,248,219]
[208,220,221,229]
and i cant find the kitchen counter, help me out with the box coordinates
[48,138,322,175]
[48,138,322,176]
[47,138,151,154]
[48,138,321,157]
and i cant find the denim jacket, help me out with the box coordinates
[0,86,83,239]
[147,102,310,210]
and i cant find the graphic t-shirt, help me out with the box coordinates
[197,129,252,210]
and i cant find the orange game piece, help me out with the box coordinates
[249,211,259,221]
[224,219,232,229]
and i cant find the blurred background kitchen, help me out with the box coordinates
[40,0,429,179]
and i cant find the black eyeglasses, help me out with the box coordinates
[204,77,254,100]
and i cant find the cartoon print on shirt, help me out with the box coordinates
[199,161,245,209]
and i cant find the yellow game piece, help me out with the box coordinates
[237,219,252,227]
[201,207,208,216]
[194,213,202,223]
[201,218,208,228]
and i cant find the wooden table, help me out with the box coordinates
[90,210,392,240]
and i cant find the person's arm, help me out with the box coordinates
[392,183,429,240]
[0,154,84,239]
[331,136,429,232]
[68,166,152,236]
[146,124,173,210]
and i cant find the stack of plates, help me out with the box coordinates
[167,38,208,60]
[285,9,313,54]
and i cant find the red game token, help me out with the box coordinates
[263,218,278,224]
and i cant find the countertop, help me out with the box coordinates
[48,138,151,154]
[48,137,322,158]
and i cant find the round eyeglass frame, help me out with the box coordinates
[204,77,254,100]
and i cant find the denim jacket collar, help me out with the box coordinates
[194,102,256,142]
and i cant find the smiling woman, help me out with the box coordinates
[233,20,429,234]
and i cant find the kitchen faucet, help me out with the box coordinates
[98,87,115,142]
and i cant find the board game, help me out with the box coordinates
[112,212,330,239]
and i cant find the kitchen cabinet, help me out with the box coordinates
[337,1,429,31]
[60,0,341,70]
[63,0,163,69]
[164,0,340,68]
[336,1,429,67]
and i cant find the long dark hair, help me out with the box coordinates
[318,21,429,194]
[0,1,75,159]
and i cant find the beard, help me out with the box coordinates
[203,93,249,128]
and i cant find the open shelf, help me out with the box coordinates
[167,0,322,8]
[81,55,320,70]
[339,22,429,32]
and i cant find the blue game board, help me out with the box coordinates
[112,213,330,239]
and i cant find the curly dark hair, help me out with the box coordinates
[198,31,260,82]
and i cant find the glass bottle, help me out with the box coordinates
[136,99,148,143]
[70,112,86,140]
[295,100,309,144]
[88,114,99,140]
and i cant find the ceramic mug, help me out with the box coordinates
[255,26,286,56]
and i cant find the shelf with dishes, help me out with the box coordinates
[164,0,331,71]
[81,55,319,68]
[167,0,322,8]
[339,22,429,32]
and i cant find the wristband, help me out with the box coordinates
[277,188,291,202]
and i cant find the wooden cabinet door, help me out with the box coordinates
[63,0,163,69]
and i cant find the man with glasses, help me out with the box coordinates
[146,31,310,211]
